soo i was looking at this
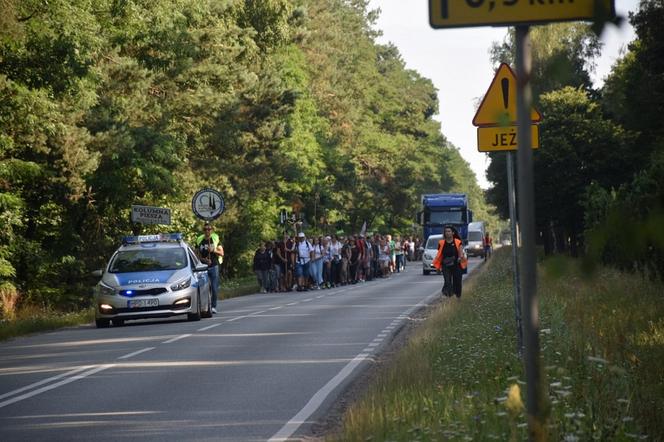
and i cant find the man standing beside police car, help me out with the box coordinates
[196,223,224,313]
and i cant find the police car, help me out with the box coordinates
[92,233,213,328]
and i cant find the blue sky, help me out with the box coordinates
[368,1,640,188]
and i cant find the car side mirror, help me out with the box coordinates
[195,263,209,272]
[91,269,103,278]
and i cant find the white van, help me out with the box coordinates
[467,221,486,258]
[421,234,443,275]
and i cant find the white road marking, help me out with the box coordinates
[0,365,91,401]
[268,354,370,442]
[198,323,222,331]
[162,334,191,344]
[117,347,155,360]
[286,302,299,306]
[0,364,114,409]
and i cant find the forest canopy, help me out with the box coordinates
[0,0,496,309]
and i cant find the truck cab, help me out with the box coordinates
[418,193,472,244]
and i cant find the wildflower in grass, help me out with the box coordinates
[563,434,580,442]
[505,384,524,417]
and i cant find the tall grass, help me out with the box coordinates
[331,247,664,441]
[0,306,95,341]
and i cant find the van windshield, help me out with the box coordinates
[468,231,483,241]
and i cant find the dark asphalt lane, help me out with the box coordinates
[0,258,482,441]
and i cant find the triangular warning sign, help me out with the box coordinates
[473,63,542,127]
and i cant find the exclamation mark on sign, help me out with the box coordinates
[501,78,509,109]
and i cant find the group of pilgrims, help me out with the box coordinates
[252,231,423,293]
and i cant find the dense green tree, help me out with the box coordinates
[533,87,631,255]
[486,23,605,253]
[585,0,664,278]
[0,0,498,312]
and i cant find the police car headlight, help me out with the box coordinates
[97,282,116,297]
[170,277,191,292]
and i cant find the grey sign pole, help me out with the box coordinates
[515,25,547,440]
[506,151,523,356]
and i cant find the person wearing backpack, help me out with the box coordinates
[433,225,468,298]
[295,231,313,291]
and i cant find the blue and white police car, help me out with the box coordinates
[93,233,213,328]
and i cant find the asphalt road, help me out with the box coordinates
[0,258,482,442]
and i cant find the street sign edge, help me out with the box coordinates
[472,63,542,126]
[428,0,616,29]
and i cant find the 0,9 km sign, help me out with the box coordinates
[429,0,614,29]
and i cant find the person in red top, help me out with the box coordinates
[483,232,492,261]
[433,225,468,298]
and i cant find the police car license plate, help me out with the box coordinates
[128,299,158,308]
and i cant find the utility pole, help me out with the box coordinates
[515,25,547,441]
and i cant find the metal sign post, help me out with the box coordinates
[506,152,523,356]
[515,25,547,440]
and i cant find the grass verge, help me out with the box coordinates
[0,307,95,342]
[221,274,260,299]
[330,247,664,441]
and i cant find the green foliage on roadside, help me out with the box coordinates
[0,0,497,315]
[486,1,664,274]
[332,248,663,441]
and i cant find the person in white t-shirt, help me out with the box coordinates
[295,232,313,291]
[328,234,342,287]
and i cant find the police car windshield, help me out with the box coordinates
[109,248,187,273]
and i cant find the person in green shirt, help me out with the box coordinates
[196,223,224,313]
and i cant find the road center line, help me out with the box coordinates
[162,334,191,344]
[0,364,114,409]
[117,347,155,360]
[198,323,222,331]
[0,365,92,401]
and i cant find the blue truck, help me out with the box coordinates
[418,193,473,243]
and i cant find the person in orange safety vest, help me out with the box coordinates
[433,225,467,298]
